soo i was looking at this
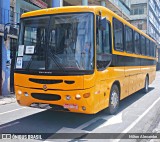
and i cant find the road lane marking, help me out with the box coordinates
[116,96,160,141]
[0,107,26,115]
[97,112,123,129]
[76,117,101,130]
[0,122,20,129]
[44,113,123,141]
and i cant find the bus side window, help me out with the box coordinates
[113,18,124,51]
[96,17,112,71]
[146,39,150,56]
[125,26,133,53]
[153,43,156,57]
[141,35,146,55]
[134,32,141,54]
[149,41,152,57]
[151,41,155,57]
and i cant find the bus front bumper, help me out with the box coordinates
[15,86,97,114]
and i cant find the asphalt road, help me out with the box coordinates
[0,72,160,142]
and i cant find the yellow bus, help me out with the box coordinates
[14,6,157,114]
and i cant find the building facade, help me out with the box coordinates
[130,0,160,44]
[130,0,160,70]
[63,0,131,20]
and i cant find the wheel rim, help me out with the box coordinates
[111,91,119,108]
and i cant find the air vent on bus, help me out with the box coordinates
[31,93,61,101]
[64,80,75,84]
[29,78,63,84]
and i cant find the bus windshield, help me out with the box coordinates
[17,13,94,75]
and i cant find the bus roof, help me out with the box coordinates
[21,6,156,43]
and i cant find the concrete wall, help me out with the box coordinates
[131,19,147,31]
[130,0,147,4]
[52,0,63,7]
[130,15,147,20]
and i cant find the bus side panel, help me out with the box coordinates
[97,74,127,111]
[98,79,110,111]
[125,66,141,96]
[140,65,156,87]
[148,66,156,84]
[84,74,101,113]
[141,66,150,75]
[106,67,127,100]
[137,73,145,91]
[93,66,126,112]
[94,69,110,112]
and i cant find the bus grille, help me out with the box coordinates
[29,78,63,84]
[31,93,61,101]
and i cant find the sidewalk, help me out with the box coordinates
[0,94,16,105]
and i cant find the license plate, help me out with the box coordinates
[64,104,78,109]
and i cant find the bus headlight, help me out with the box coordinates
[75,94,81,100]
[66,95,71,100]
[24,92,29,97]
[17,90,22,95]
[82,106,86,111]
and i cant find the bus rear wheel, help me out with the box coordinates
[143,76,149,93]
[108,84,120,115]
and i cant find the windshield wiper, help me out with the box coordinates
[47,49,66,72]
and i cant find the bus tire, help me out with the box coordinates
[108,84,120,115]
[143,76,149,93]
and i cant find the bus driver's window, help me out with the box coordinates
[96,17,112,71]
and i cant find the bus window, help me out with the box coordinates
[113,18,124,51]
[153,44,156,57]
[134,31,141,54]
[125,26,133,53]
[150,41,153,57]
[141,35,146,55]
[146,39,150,56]
[96,17,112,70]
[150,41,155,57]
[149,41,152,56]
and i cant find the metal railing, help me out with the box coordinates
[0,8,20,25]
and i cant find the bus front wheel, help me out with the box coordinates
[108,84,120,115]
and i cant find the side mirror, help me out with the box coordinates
[100,18,107,31]
[4,28,8,41]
